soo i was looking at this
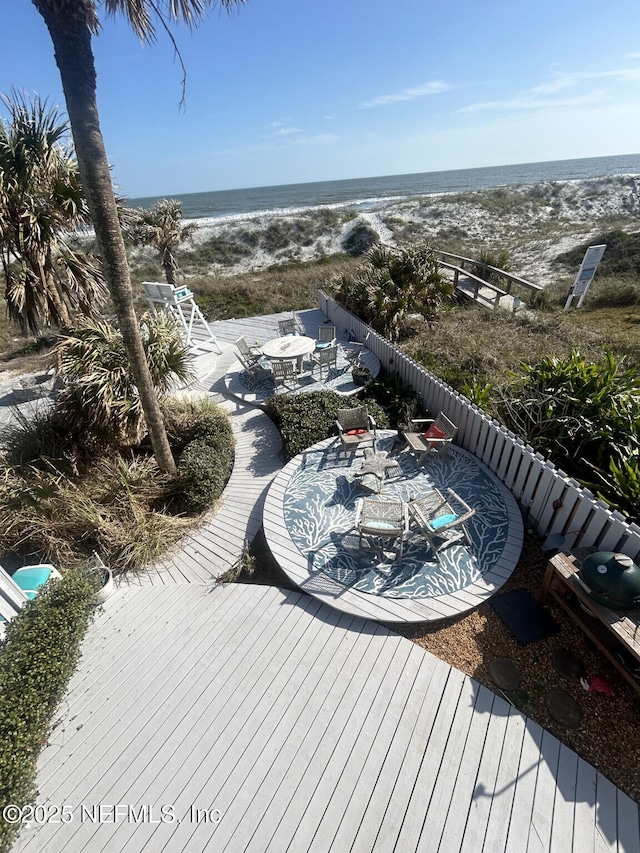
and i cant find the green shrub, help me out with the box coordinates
[472,248,512,286]
[177,437,233,513]
[165,396,235,513]
[499,348,640,519]
[555,230,640,279]
[163,396,234,455]
[367,370,419,424]
[0,569,96,853]
[342,222,380,256]
[333,244,452,341]
[265,390,389,460]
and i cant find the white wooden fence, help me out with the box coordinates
[320,292,640,562]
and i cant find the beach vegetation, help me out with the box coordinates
[0,395,233,575]
[0,567,96,853]
[52,312,194,445]
[157,255,360,321]
[341,221,380,256]
[0,92,107,334]
[178,235,253,270]
[265,391,388,460]
[332,244,452,340]
[496,349,640,518]
[124,198,197,286]
[472,248,512,286]
[555,229,640,280]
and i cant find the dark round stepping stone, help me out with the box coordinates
[545,689,583,728]
[552,648,587,682]
[488,658,521,691]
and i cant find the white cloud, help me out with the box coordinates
[460,90,607,114]
[533,66,640,95]
[360,80,451,108]
[292,133,341,146]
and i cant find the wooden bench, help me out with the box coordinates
[540,552,640,694]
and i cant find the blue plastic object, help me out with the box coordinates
[11,566,54,593]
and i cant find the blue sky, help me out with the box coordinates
[2,0,640,198]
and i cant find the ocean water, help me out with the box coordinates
[126,153,640,222]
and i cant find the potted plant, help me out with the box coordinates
[395,400,419,440]
[350,351,372,386]
[88,552,114,603]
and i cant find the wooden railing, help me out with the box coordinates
[320,292,640,562]
[435,250,543,295]
[439,261,508,310]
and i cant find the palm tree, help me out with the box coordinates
[30,0,245,475]
[0,91,107,334]
[125,199,198,285]
[54,312,195,444]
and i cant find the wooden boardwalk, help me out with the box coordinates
[14,582,640,853]
[135,342,283,585]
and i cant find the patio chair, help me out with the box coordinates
[235,336,262,366]
[336,406,376,455]
[408,488,475,561]
[315,325,336,349]
[278,315,302,337]
[402,412,458,464]
[355,497,409,559]
[311,344,338,379]
[272,359,298,392]
[237,351,270,383]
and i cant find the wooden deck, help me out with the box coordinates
[13,582,640,853]
[263,436,524,623]
[135,343,283,585]
[6,309,640,851]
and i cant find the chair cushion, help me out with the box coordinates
[364,521,399,531]
[423,424,446,443]
[315,341,331,349]
[347,428,367,436]
[428,513,459,530]
[12,566,54,591]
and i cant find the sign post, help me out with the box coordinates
[564,244,606,311]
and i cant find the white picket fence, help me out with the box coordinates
[320,292,640,562]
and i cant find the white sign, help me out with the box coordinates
[564,244,606,310]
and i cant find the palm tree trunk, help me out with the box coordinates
[32,0,177,475]
[41,263,72,327]
[162,249,177,286]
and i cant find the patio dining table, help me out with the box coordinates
[260,335,316,373]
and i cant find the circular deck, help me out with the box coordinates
[223,343,380,406]
[263,432,524,623]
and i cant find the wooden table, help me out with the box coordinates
[539,552,640,694]
[260,336,316,373]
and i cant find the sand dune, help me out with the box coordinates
[179,174,640,286]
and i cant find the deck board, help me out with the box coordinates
[14,583,639,853]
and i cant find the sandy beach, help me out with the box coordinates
[173,174,640,286]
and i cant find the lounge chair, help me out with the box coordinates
[408,488,475,561]
[402,412,457,464]
[355,497,409,559]
[336,406,376,455]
